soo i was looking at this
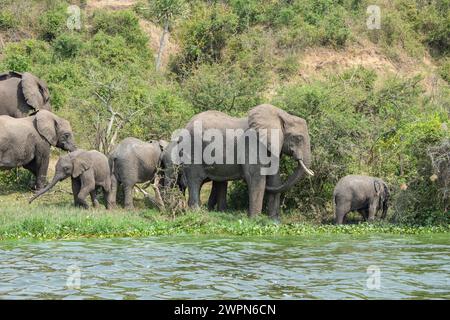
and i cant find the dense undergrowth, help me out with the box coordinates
[0,0,449,226]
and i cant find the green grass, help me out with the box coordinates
[0,192,448,240]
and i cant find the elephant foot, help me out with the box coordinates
[271,216,281,224]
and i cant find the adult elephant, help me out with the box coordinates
[174,104,314,218]
[0,71,51,118]
[0,110,76,190]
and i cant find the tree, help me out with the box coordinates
[148,0,188,71]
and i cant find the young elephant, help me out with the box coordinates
[108,137,168,209]
[29,150,111,209]
[333,175,389,224]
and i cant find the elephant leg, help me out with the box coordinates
[367,202,377,222]
[35,155,50,190]
[188,178,202,210]
[335,202,350,225]
[207,181,218,211]
[216,181,228,212]
[23,160,38,190]
[90,189,100,208]
[358,208,369,221]
[246,174,266,218]
[77,175,95,209]
[266,173,281,220]
[123,184,134,210]
[71,178,82,207]
[104,188,112,210]
[108,174,118,208]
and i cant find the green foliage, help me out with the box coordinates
[38,6,68,41]
[53,33,84,59]
[414,0,450,56]
[440,58,450,83]
[0,10,17,30]
[0,170,33,193]
[0,39,52,72]
[182,62,266,115]
[147,0,188,25]
[91,10,148,49]
[173,3,238,70]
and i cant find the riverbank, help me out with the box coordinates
[0,202,449,240]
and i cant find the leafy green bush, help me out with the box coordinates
[0,40,52,72]
[0,10,17,30]
[440,58,450,83]
[53,33,84,59]
[182,62,266,115]
[173,3,238,71]
[38,7,68,41]
[91,10,148,49]
[0,170,33,193]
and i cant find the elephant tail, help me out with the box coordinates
[109,156,117,180]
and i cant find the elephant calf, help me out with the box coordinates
[29,150,112,209]
[108,137,168,209]
[333,175,390,224]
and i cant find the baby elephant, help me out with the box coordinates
[333,175,389,224]
[29,150,112,209]
[108,137,168,209]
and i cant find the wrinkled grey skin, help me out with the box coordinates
[0,110,76,190]
[0,71,51,118]
[108,137,168,209]
[178,104,313,218]
[333,175,390,224]
[29,150,112,209]
[161,140,228,212]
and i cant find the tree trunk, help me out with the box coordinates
[156,19,169,71]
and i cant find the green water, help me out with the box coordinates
[0,234,449,299]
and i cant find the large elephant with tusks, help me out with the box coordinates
[174,104,314,219]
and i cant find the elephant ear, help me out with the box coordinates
[248,104,285,154]
[72,154,92,178]
[35,110,58,146]
[21,73,50,110]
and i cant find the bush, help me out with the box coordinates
[440,58,450,83]
[182,62,266,115]
[91,10,148,49]
[53,33,84,59]
[0,40,52,72]
[38,7,68,41]
[0,10,17,30]
[173,3,238,71]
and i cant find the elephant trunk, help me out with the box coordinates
[28,175,63,203]
[265,159,314,194]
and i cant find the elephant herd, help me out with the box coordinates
[0,72,390,224]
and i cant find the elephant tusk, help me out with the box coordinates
[299,159,314,176]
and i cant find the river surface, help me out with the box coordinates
[0,234,449,299]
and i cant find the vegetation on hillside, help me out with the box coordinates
[0,0,448,226]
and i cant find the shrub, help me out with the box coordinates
[53,33,84,59]
[440,58,450,83]
[173,3,238,70]
[91,10,148,49]
[38,7,68,41]
[0,10,17,30]
[182,62,266,115]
